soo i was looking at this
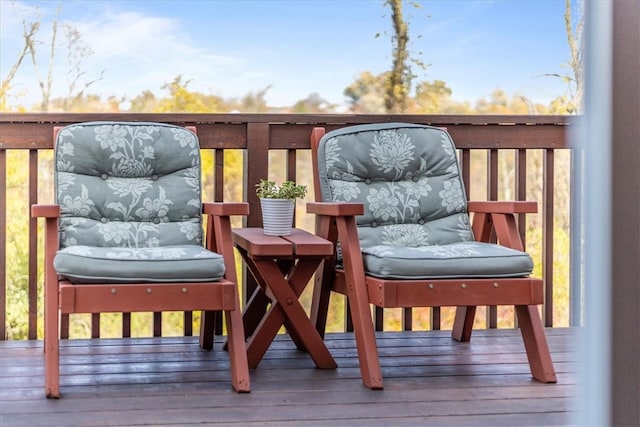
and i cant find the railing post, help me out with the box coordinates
[244,122,270,306]
[245,122,270,228]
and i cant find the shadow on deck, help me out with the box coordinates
[0,328,578,426]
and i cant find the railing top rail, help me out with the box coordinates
[0,112,573,125]
[0,113,573,151]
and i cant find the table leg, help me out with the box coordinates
[247,258,336,369]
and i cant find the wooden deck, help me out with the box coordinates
[0,328,578,426]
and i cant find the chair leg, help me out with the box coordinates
[515,305,557,383]
[45,283,60,398]
[336,215,383,389]
[224,305,251,393]
[452,306,477,342]
[347,297,384,390]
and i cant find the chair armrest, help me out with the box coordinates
[467,201,537,214]
[468,201,534,250]
[203,202,249,216]
[202,202,249,285]
[307,202,364,216]
[31,205,61,269]
[31,204,61,218]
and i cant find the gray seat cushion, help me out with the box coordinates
[317,123,534,279]
[362,241,534,279]
[53,121,224,284]
[54,245,225,284]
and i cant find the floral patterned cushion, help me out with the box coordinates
[316,122,533,279]
[54,245,225,284]
[53,121,225,283]
[362,242,533,279]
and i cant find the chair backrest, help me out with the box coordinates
[55,121,203,249]
[315,122,474,249]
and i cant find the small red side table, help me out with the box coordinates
[232,227,337,369]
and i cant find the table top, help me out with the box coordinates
[232,228,333,258]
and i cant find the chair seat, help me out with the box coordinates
[54,245,226,284]
[361,241,533,279]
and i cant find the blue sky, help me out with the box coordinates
[1,0,574,109]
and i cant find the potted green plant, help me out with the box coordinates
[256,179,308,236]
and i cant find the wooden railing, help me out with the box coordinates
[0,113,572,340]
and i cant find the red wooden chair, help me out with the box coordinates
[32,121,250,397]
[307,123,557,389]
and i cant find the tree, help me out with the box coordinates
[412,80,451,113]
[343,71,387,113]
[290,92,333,113]
[127,90,157,112]
[227,86,272,113]
[547,0,584,114]
[155,75,223,113]
[384,0,410,113]
[379,0,429,113]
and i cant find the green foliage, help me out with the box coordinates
[255,179,307,200]
[155,75,223,113]
[343,71,388,113]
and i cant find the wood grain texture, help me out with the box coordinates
[0,328,577,426]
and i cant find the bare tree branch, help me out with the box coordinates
[562,0,584,113]
[0,21,39,104]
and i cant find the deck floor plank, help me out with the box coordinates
[0,328,578,426]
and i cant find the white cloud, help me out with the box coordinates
[69,10,244,100]
[1,3,260,106]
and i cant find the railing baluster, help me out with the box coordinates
[153,312,162,337]
[431,307,441,331]
[543,149,555,327]
[516,148,528,245]
[569,148,584,327]
[487,148,499,329]
[212,148,225,336]
[184,312,193,337]
[0,149,6,340]
[28,150,38,339]
[91,313,100,338]
[461,148,471,196]
[214,149,225,202]
[403,308,413,331]
[123,313,131,337]
[514,148,529,327]
[61,315,69,339]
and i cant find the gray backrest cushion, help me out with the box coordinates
[316,123,474,250]
[55,122,203,249]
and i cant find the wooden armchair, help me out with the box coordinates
[307,123,557,389]
[32,121,250,397]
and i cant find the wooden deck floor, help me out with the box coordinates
[0,328,578,426]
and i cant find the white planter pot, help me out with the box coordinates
[260,198,295,236]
